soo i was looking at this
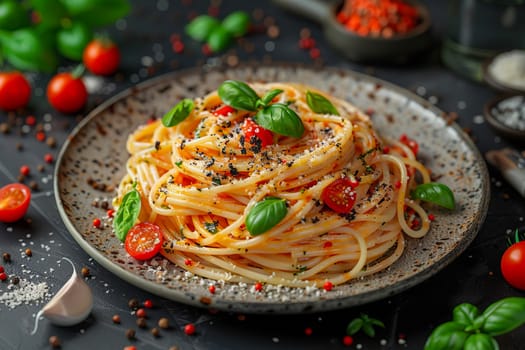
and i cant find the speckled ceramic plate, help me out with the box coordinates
[55,64,489,314]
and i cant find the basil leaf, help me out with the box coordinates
[185,15,220,41]
[481,297,525,336]
[259,89,284,107]
[362,323,376,337]
[113,186,141,242]
[410,183,455,210]
[245,197,287,236]
[30,0,67,28]
[218,80,260,112]
[207,26,232,52]
[464,334,499,350]
[254,103,304,138]
[61,0,130,28]
[56,21,93,61]
[221,11,250,37]
[424,321,469,350]
[346,318,363,335]
[0,0,30,30]
[453,303,480,327]
[162,99,194,127]
[306,91,340,115]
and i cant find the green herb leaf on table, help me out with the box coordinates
[424,321,469,350]
[0,0,30,31]
[60,0,130,28]
[218,80,260,112]
[245,197,287,236]
[113,184,141,242]
[410,182,455,210]
[259,89,284,107]
[206,26,232,53]
[481,297,525,336]
[463,334,499,350]
[346,314,384,338]
[30,0,68,28]
[162,99,195,127]
[306,91,340,115]
[453,303,480,328]
[221,11,250,37]
[185,15,221,41]
[56,21,93,61]
[254,103,304,138]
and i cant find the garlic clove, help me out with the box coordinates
[31,258,93,334]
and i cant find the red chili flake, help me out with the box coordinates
[44,154,54,164]
[304,327,313,336]
[299,37,315,50]
[25,115,36,126]
[143,299,153,309]
[428,213,435,221]
[107,209,115,218]
[399,133,408,143]
[323,281,333,291]
[201,43,212,56]
[382,146,390,154]
[394,180,402,189]
[184,323,196,335]
[184,259,193,266]
[343,335,354,346]
[20,165,30,176]
[136,308,146,318]
[208,285,216,294]
[254,282,263,292]
[172,41,185,54]
[323,241,333,248]
[410,218,420,229]
[309,48,321,59]
[36,131,46,142]
[0,272,7,281]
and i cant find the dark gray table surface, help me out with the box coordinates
[1,1,524,349]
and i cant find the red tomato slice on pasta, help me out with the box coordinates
[0,183,31,222]
[214,105,235,116]
[400,134,419,156]
[321,178,358,214]
[125,222,164,260]
[242,118,273,148]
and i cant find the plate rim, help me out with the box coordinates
[53,63,490,313]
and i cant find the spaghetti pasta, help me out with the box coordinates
[114,82,435,288]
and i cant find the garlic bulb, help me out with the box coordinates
[31,258,93,335]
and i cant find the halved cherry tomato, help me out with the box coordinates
[321,178,359,214]
[242,118,273,148]
[501,234,525,290]
[0,72,31,111]
[400,134,419,156]
[213,105,235,116]
[0,183,31,223]
[125,222,164,260]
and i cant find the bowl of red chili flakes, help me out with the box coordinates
[274,0,432,63]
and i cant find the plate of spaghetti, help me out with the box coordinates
[55,64,489,313]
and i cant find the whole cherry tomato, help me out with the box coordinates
[242,118,273,148]
[0,71,31,110]
[83,39,121,76]
[125,222,164,260]
[47,71,87,114]
[0,183,31,223]
[321,177,359,214]
[501,231,525,291]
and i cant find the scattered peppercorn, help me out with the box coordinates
[49,335,61,348]
[26,115,36,126]
[151,327,160,337]
[254,282,263,292]
[128,298,139,310]
[343,335,354,346]
[36,131,46,142]
[107,209,115,218]
[0,272,7,281]
[143,299,153,308]
[25,248,32,257]
[158,317,170,329]
[136,308,146,318]
[2,252,11,263]
[208,285,216,294]
[81,266,90,277]
[37,164,45,172]
[92,218,101,228]
[20,165,30,176]
[16,143,23,151]
[304,327,313,336]
[44,153,54,164]
[112,314,121,324]
[10,276,19,285]
[46,136,57,148]
[29,181,39,191]
[184,323,196,335]
[323,281,333,291]
[125,328,136,339]
[136,317,147,329]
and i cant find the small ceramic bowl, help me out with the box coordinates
[273,0,432,63]
[484,94,525,143]
[483,50,525,95]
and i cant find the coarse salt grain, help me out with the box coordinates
[0,279,49,309]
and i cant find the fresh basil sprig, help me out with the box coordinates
[425,297,525,350]
[346,314,385,338]
[113,183,141,242]
[306,91,340,115]
[162,99,195,127]
[245,197,287,236]
[410,182,455,210]
[218,80,304,138]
